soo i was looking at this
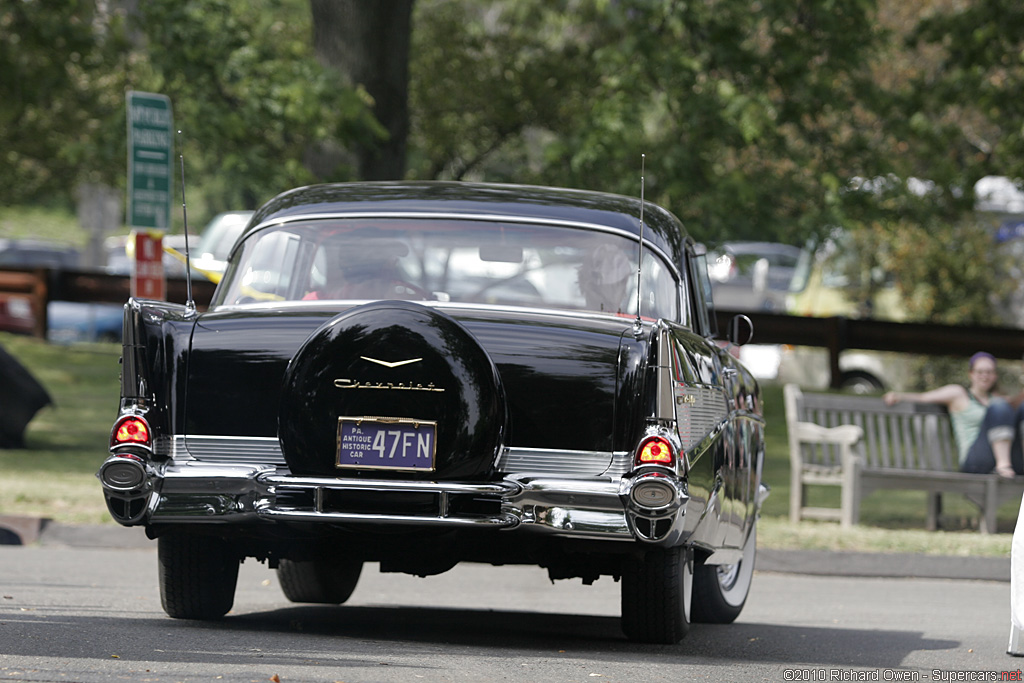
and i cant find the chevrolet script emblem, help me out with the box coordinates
[360,356,423,369]
[335,378,444,393]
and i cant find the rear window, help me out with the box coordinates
[212,218,680,322]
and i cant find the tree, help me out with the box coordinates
[909,0,1024,185]
[0,0,131,205]
[135,0,383,213]
[310,0,414,181]
[0,0,386,220]
[409,0,895,247]
[830,0,1024,326]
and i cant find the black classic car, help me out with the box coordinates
[99,181,767,643]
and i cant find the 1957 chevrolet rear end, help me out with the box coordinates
[99,181,766,643]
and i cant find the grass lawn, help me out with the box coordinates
[0,333,120,524]
[0,331,1014,556]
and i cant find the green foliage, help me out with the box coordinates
[133,0,384,214]
[0,0,132,204]
[406,0,1022,327]
[134,0,385,214]
[0,0,383,220]
[911,0,1024,183]
[888,215,1014,325]
[0,206,81,245]
[4,0,1022,327]
[410,0,892,246]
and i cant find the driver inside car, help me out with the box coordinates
[304,238,425,301]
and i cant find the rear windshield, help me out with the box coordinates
[211,218,680,321]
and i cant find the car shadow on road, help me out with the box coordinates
[211,603,959,667]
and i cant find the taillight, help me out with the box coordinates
[636,436,674,466]
[111,415,150,449]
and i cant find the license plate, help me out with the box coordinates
[336,417,437,471]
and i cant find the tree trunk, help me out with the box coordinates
[310,0,414,181]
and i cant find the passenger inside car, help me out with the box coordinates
[578,243,633,314]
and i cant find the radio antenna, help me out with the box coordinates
[177,130,195,314]
[634,154,646,334]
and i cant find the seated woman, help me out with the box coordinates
[883,352,1024,478]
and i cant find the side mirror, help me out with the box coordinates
[728,314,754,346]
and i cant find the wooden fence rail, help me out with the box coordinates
[2,266,1021,389]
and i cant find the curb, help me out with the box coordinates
[0,517,151,550]
[757,548,1010,583]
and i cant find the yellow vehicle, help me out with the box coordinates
[786,234,907,321]
[780,235,909,393]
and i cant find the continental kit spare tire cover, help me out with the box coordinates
[279,301,507,478]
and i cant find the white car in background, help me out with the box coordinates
[190,211,254,280]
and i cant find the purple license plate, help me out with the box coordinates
[336,418,437,471]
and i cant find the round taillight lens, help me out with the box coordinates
[112,416,150,448]
[636,437,674,466]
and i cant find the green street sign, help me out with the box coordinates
[127,91,173,230]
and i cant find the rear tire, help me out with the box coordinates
[277,558,362,604]
[158,532,239,620]
[839,370,884,394]
[691,525,757,624]
[620,545,693,643]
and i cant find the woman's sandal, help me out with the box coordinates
[997,465,1017,479]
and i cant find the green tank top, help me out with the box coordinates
[950,391,986,464]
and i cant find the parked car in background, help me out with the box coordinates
[706,241,800,383]
[779,233,908,393]
[190,210,254,280]
[785,233,906,321]
[707,241,801,313]
[98,181,767,644]
[46,301,124,344]
[0,238,127,343]
[104,233,200,279]
[103,212,253,284]
[0,239,80,269]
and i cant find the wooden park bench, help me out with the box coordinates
[784,383,1024,533]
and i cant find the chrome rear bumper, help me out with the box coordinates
[99,457,694,546]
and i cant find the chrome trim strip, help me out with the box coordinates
[169,437,633,478]
[171,435,285,465]
[212,299,662,328]
[255,507,519,528]
[506,476,634,540]
[676,384,729,452]
[260,474,519,496]
[497,448,631,477]
[250,211,676,268]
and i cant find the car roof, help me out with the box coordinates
[247,181,690,262]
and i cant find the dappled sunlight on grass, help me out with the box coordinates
[758,515,1012,557]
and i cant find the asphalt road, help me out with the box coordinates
[0,534,1018,682]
